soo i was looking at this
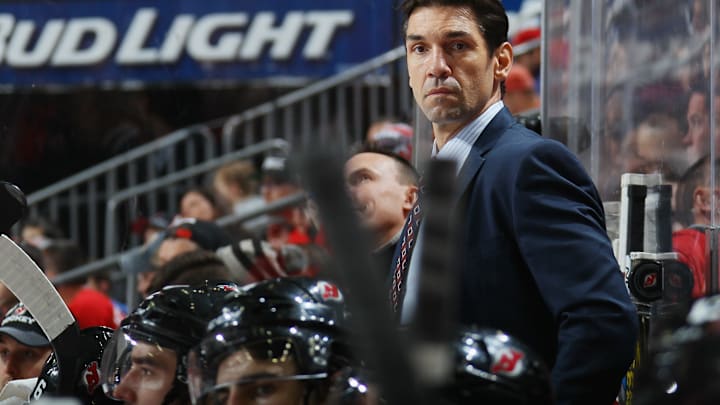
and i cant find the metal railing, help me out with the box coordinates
[103,139,289,256]
[220,45,410,153]
[25,125,217,259]
[25,45,410,261]
[26,45,411,309]
[53,191,307,309]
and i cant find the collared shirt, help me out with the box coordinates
[431,100,505,174]
[401,100,505,324]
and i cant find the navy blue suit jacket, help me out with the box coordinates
[451,107,637,404]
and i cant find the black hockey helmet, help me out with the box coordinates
[187,277,352,404]
[101,282,240,402]
[634,295,720,404]
[438,327,553,404]
[30,327,119,404]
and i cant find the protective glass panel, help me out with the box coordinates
[544,0,720,295]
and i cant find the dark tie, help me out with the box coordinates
[389,196,422,315]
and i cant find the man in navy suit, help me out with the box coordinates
[396,1,638,404]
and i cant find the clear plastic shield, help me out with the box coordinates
[544,0,720,296]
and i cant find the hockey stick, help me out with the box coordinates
[300,150,423,405]
[0,181,83,397]
[0,235,83,397]
[409,158,459,389]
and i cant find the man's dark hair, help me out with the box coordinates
[354,146,420,186]
[399,0,509,52]
[147,250,234,294]
[21,216,64,239]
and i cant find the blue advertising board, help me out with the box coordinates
[0,0,398,88]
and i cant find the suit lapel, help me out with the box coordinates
[454,107,515,203]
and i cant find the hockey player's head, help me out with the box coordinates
[188,277,354,405]
[101,282,239,405]
[33,326,121,404]
[634,295,720,404]
[437,327,553,404]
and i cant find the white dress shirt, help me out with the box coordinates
[400,101,505,324]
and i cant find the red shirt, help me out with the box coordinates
[672,227,708,298]
[68,288,118,329]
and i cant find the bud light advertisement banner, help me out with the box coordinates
[0,0,398,88]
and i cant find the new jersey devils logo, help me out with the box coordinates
[491,348,525,377]
[643,273,657,288]
[318,281,343,302]
[83,361,100,393]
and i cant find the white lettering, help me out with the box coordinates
[187,13,247,62]
[239,11,304,60]
[0,14,15,63]
[158,14,194,63]
[116,8,160,65]
[7,20,65,67]
[303,11,353,59]
[51,18,116,66]
[32,379,47,399]
[0,9,356,69]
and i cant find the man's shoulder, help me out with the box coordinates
[492,125,568,159]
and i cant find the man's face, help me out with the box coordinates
[112,342,178,405]
[685,92,710,165]
[344,153,416,247]
[155,238,200,268]
[212,348,305,405]
[0,334,51,383]
[405,5,506,131]
[180,191,216,221]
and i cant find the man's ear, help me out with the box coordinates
[403,185,419,211]
[494,42,513,82]
[694,187,712,213]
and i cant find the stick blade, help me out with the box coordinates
[0,235,75,341]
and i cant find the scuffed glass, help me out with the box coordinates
[544,0,720,293]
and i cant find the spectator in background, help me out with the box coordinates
[178,187,226,222]
[622,113,688,199]
[673,155,720,298]
[19,216,63,250]
[122,219,238,299]
[504,64,540,115]
[683,84,720,167]
[212,160,268,232]
[134,212,170,245]
[512,26,542,92]
[0,303,52,393]
[154,220,233,268]
[43,239,117,329]
[119,232,166,299]
[86,270,127,328]
[365,119,414,162]
[344,149,419,273]
[261,156,319,249]
[146,250,235,295]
